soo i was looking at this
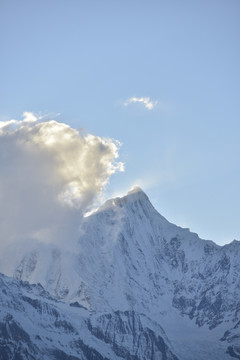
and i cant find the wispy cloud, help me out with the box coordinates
[124,97,158,110]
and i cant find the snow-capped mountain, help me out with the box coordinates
[0,187,239,359]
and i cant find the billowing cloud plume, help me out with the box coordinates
[0,113,124,248]
[124,97,158,110]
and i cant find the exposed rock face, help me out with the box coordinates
[0,187,239,359]
[87,311,179,360]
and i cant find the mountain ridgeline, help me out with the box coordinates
[0,187,239,359]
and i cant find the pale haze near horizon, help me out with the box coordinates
[0,0,239,245]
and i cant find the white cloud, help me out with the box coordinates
[22,111,38,123]
[0,119,18,130]
[124,96,158,110]
[0,112,124,248]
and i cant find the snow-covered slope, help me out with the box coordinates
[0,187,239,359]
[0,273,178,360]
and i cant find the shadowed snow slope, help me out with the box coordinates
[0,273,178,360]
[0,188,239,359]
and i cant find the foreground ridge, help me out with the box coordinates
[0,273,178,360]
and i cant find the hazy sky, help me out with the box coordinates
[0,0,239,245]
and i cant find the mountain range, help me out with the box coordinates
[0,187,239,359]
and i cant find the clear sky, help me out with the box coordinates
[0,0,239,245]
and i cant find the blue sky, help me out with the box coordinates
[0,0,239,244]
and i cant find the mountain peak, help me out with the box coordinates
[127,185,144,195]
[125,185,149,202]
[96,186,150,213]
